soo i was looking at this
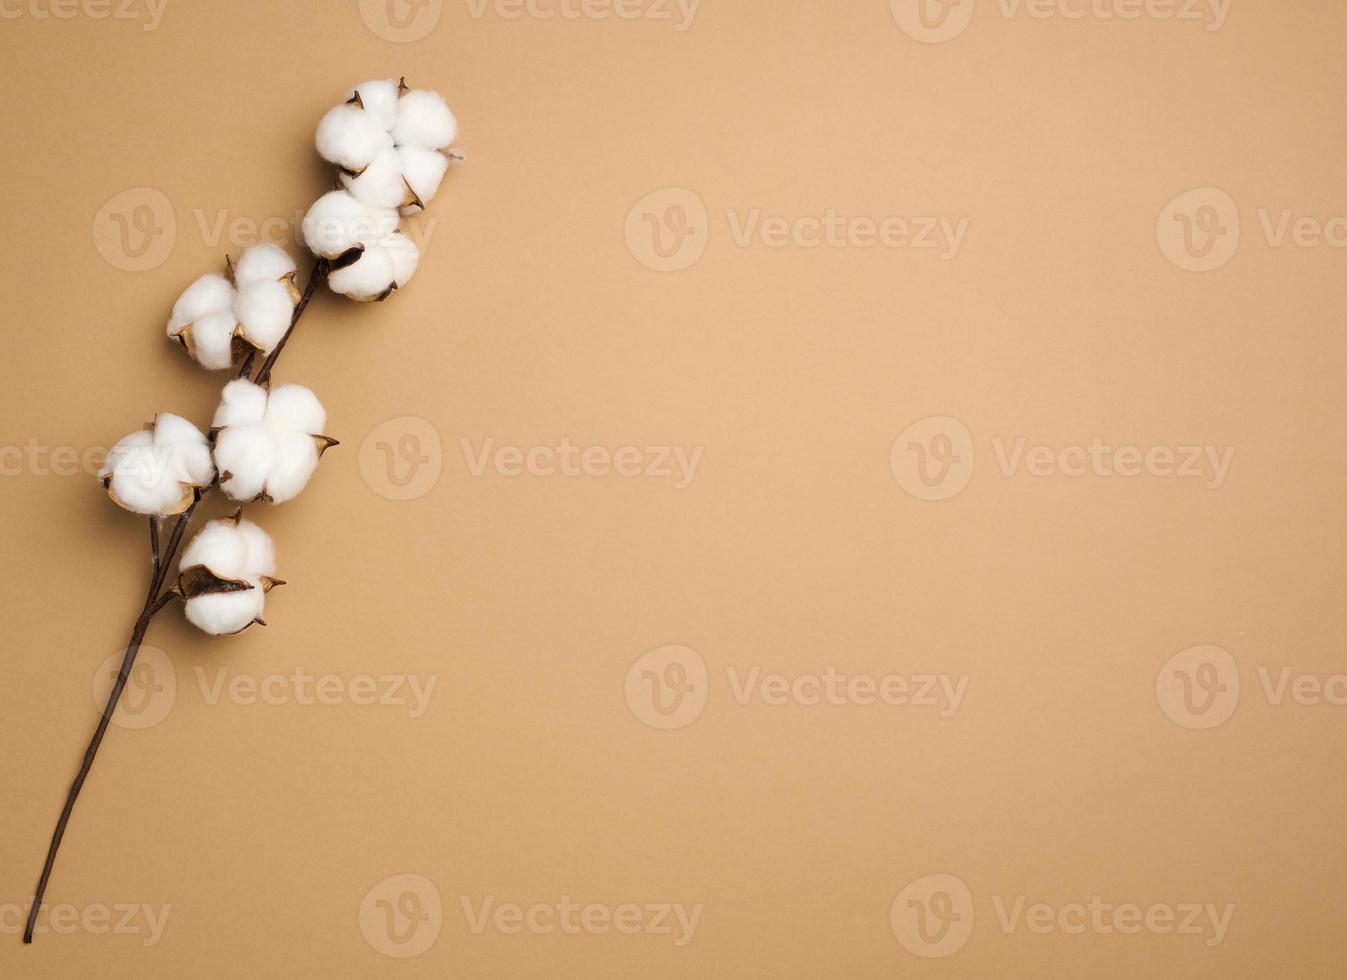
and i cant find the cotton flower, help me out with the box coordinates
[326,227,420,302]
[166,244,300,370]
[99,413,214,516]
[301,190,419,301]
[173,511,283,635]
[210,379,337,504]
[317,78,459,214]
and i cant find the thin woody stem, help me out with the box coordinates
[254,257,328,386]
[146,518,161,604]
[25,256,328,944]
[23,498,198,943]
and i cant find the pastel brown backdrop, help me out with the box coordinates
[1,0,1344,977]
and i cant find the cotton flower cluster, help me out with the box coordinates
[211,379,337,504]
[173,512,282,635]
[167,244,300,370]
[94,79,460,638]
[319,78,458,213]
[100,414,214,515]
[302,78,458,302]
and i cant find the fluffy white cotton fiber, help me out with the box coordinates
[211,379,333,504]
[301,190,399,260]
[99,413,214,515]
[166,245,300,369]
[326,231,420,302]
[178,515,278,635]
[316,103,393,173]
[318,79,458,215]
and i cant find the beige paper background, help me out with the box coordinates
[2,0,1345,976]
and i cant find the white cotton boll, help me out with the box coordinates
[235,279,294,353]
[168,274,235,332]
[211,380,332,504]
[316,103,393,172]
[212,378,269,430]
[263,433,321,504]
[214,426,278,502]
[348,79,401,131]
[235,519,277,578]
[382,232,420,287]
[328,246,396,301]
[339,146,407,210]
[190,310,240,371]
[301,191,398,259]
[265,384,327,436]
[184,586,266,636]
[397,145,449,211]
[392,90,457,150]
[235,243,296,284]
[179,519,251,580]
[153,413,215,487]
[178,515,278,635]
[100,415,213,516]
